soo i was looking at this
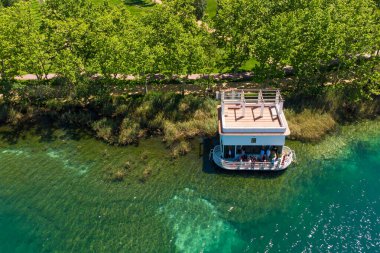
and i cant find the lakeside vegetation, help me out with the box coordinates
[0,0,379,152]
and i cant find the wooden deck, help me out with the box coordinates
[222,104,281,129]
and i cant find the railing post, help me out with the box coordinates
[279,101,283,114]
[260,103,264,117]
[259,89,264,117]
[241,90,245,117]
[275,90,280,104]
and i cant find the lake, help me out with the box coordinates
[0,119,379,252]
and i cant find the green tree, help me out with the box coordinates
[214,0,379,98]
[143,0,215,78]
[0,3,22,80]
[90,6,140,79]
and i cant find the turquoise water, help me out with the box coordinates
[0,120,379,252]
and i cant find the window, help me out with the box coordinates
[251,138,256,144]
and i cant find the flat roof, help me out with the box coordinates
[218,106,290,136]
[222,104,281,128]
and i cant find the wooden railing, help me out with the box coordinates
[220,89,285,117]
[221,89,284,103]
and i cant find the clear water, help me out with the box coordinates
[0,120,379,252]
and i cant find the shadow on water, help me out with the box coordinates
[201,137,285,179]
[0,116,89,145]
[0,125,25,145]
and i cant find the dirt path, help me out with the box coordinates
[14,72,254,81]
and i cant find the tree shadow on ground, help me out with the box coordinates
[124,0,154,7]
[202,137,285,178]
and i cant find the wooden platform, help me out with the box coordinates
[222,104,281,129]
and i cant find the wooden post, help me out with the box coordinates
[241,90,245,117]
[275,90,280,104]
[259,89,264,117]
[279,101,283,114]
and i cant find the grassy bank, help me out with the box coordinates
[0,88,218,157]
[0,80,379,155]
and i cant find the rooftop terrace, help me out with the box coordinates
[218,89,290,135]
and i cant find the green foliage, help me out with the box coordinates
[214,0,379,97]
[0,0,377,103]
[0,0,378,146]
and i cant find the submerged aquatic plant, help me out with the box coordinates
[111,170,126,182]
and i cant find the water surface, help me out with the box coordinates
[0,120,379,252]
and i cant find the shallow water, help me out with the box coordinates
[0,120,379,252]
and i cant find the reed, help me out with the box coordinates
[92,118,116,143]
[286,109,337,141]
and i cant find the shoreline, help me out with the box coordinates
[0,90,378,156]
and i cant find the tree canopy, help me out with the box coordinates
[0,0,378,99]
